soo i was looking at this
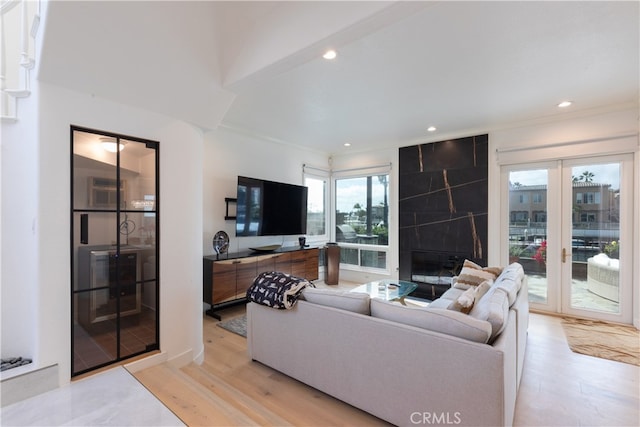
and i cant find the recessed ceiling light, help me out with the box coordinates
[427,126,437,132]
[557,101,572,108]
[323,49,337,60]
[343,142,351,147]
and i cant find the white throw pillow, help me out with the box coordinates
[493,263,524,306]
[451,279,492,313]
[469,286,509,341]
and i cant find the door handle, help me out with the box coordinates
[562,248,571,263]
[80,214,89,244]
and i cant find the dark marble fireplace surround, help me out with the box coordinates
[399,135,488,300]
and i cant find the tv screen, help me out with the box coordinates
[236,176,308,237]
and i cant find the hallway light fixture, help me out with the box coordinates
[100,137,125,152]
[131,199,155,209]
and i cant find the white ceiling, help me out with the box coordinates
[38,1,639,155]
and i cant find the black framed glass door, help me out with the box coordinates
[71,126,159,376]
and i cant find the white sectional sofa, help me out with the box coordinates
[587,253,620,302]
[247,262,528,427]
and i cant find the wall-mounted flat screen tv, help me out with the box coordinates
[236,176,308,237]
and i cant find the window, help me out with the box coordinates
[533,211,546,222]
[578,192,601,204]
[511,211,528,223]
[304,176,326,237]
[89,177,126,208]
[533,193,543,204]
[580,212,596,223]
[585,193,594,204]
[519,194,528,203]
[303,165,330,241]
[334,173,389,271]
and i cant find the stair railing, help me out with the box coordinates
[1,0,40,123]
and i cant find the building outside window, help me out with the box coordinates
[576,192,602,205]
[533,211,546,222]
[580,212,597,223]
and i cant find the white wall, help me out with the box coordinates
[202,127,329,257]
[1,69,40,370]
[1,80,205,385]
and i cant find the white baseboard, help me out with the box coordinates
[1,364,58,407]
[124,347,197,374]
[123,352,168,374]
[167,348,194,368]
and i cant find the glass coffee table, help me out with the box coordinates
[350,280,418,305]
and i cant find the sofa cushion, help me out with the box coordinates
[451,280,492,313]
[439,287,465,301]
[493,263,524,306]
[469,286,509,341]
[427,298,454,309]
[370,299,492,343]
[301,288,370,315]
[454,259,502,290]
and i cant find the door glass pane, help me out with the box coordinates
[570,164,620,314]
[72,129,158,376]
[508,170,548,304]
[73,129,121,372]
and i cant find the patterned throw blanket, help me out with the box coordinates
[247,271,314,309]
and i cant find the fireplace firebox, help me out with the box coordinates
[409,251,469,300]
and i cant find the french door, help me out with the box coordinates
[505,154,633,323]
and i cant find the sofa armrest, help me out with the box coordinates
[491,310,518,426]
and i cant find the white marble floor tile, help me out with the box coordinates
[0,367,184,426]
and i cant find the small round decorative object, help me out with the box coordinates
[212,230,229,254]
[120,219,136,235]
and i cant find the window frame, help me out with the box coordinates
[303,167,330,244]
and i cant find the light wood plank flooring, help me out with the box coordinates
[134,302,640,426]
